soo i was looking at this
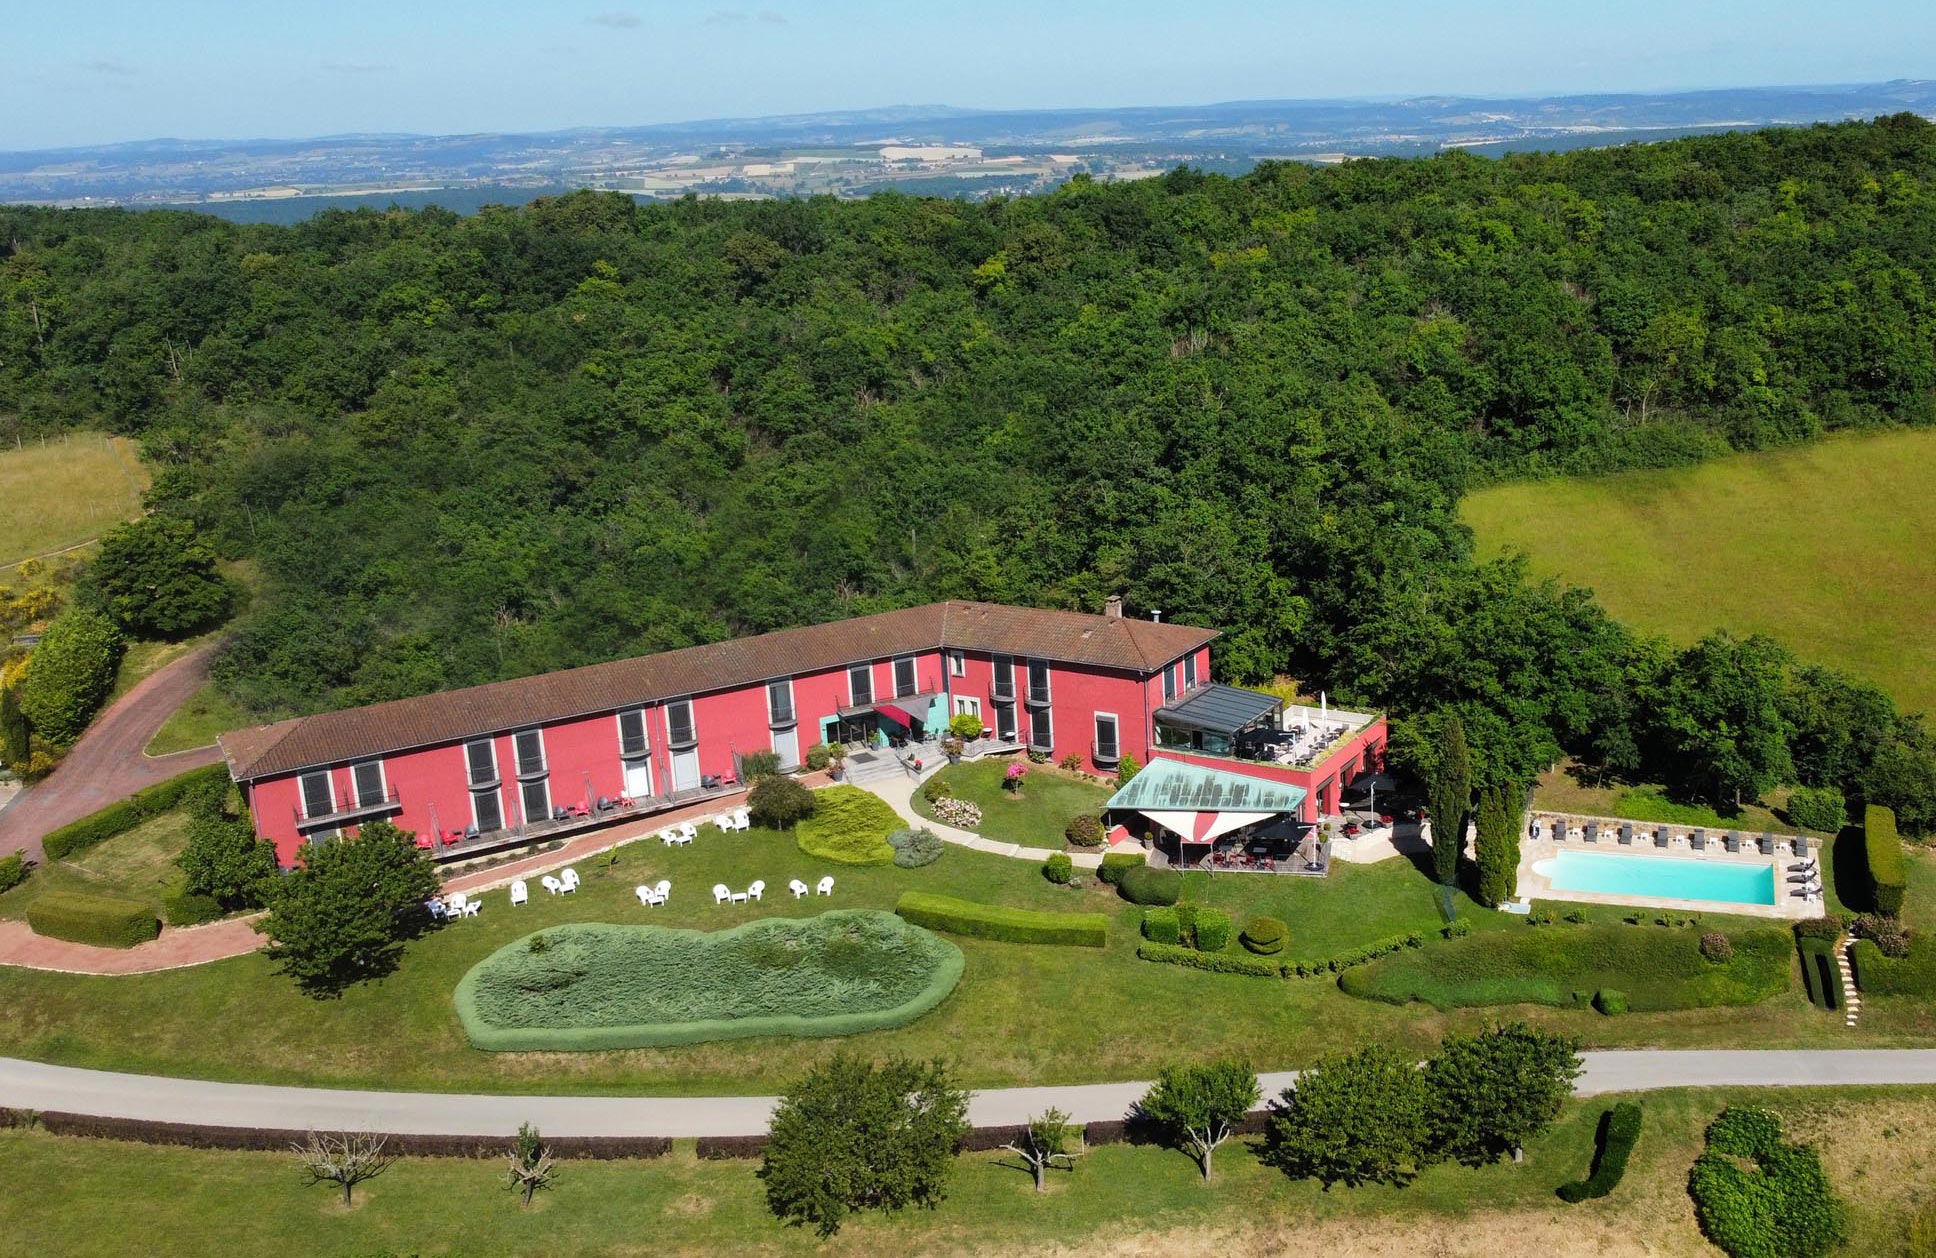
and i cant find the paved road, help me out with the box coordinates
[5,1051,1935,1140]
[0,644,223,865]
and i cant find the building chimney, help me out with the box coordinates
[1150,609,1163,623]
[1104,595,1123,620]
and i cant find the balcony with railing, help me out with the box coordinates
[294,787,403,831]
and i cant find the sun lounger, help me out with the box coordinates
[1654,828,1670,848]
[1583,822,1599,843]
[1793,837,1810,859]
[1551,819,1567,842]
[1690,829,1707,850]
[510,880,528,906]
[1723,832,1741,852]
[1618,823,1633,845]
[1757,834,1775,855]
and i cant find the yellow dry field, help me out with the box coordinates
[0,433,148,566]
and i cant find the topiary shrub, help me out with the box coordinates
[1193,907,1232,953]
[1118,864,1181,906]
[0,849,25,895]
[1689,1106,1845,1258]
[794,786,897,865]
[1865,804,1906,916]
[803,743,832,772]
[1042,852,1074,885]
[1785,785,1846,834]
[1592,988,1628,1016]
[1136,941,1281,977]
[1098,851,1144,885]
[748,774,816,830]
[919,775,954,804]
[894,892,1108,948]
[1064,814,1105,848]
[1699,932,1735,963]
[1557,1102,1642,1203]
[26,890,161,948]
[1241,915,1288,956]
[887,827,944,868]
[1142,905,1181,945]
[162,890,224,927]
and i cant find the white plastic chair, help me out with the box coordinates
[712,883,732,905]
[816,875,834,896]
[509,880,528,907]
[560,868,580,892]
[658,828,680,845]
[789,879,809,899]
[447,892,468,912]
[635,885,657,907]
[730,807,751,830]
[462,900,481,918]
[654,879,670,902]
[747,879,765,902]
[676,822,699,843]
[541,875,563,896]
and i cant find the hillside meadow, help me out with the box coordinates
[0,434,147,567]
[1462,428,1936,717]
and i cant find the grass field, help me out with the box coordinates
[911,758,1112,849]
[1,816,1912,1098]
[146,681,251,755]
[1,1085,1930,1257]
[1461,427,1936,716]
[0,809,191,923]
[0,434,147,567]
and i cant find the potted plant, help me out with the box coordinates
[827,743,848,781]
[948,712,984,742]
[941,734,965,765]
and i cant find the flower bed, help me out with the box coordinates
[932,797,982,828]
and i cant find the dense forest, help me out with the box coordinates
[3,115,1935,828]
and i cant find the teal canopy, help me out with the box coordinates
[1105,756,1307,815]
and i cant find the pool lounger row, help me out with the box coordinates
[1536,818,1809,859]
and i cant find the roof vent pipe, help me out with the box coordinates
[1150,609,1163,623]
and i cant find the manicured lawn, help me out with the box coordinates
[146,681,251,755]
[2,1085,1931,1257]
[1461,427,1936,716]
[0,809,191,922]
[0,434,147,566]
[0,816,1877,1097]
[910,757,1111,849]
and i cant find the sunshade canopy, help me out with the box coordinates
[1107,755,1307,816]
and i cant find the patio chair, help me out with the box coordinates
[462,900,481,917]
[635,885,658,907]
[1583,822,1598,843]
[658,828,680,845]
[414,834,435,851]
[747,880,765,902]
[816,875,835,896]
[560,868,580,891]
[1690,829,1707,851]
[1618,823,1634,845]
[426,898,447,920]
[789,879,809,899]
[1654,828,1670,848]
[730,807,751,830]
[676,822,699,843]
[541,875,563,895]
[447,892,468,912]
[510,880,528,906]
[1723,832,1741,853]
[712,883,732,905]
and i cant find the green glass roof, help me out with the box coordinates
[1105,755,1307,814]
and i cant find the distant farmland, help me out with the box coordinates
[1461,428,1936,717]
[0,435,148,567]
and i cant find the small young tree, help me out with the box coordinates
[759,1052,969,1237]
[1000,1107,1083,1193]
[747,774,815,829]
[1264,1044,1431,1188]
[256,821,441,996]
[294,1130,394,1207]
[1424,1023,1582,1166]
[1428,712,1472,892]
[1136,1059,1260,1182]
[505,1122,557,1208]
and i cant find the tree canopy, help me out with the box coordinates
[254,821,440,995]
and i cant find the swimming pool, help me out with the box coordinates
[1539,849,1777,907]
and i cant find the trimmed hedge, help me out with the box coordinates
[1690,1106,1845,1258]
[1796,935,1846,1010]
[1141,905,1180,945]
[0,850,25,894]
[1240,915,1288,955]
[1117,864,1181,905]
[1592,988,1629,1015]
[1194,906,1233,952]
[1557,1102,1642,1202]
[161,890,223,927]
[793,785,897,864]
[895,891,1109,948]
[27,1111,670,1159]
[1286,931,1426,978]
[1136,941,1282,977]
[1864,804,1906,915]
[456,913,963,1051]
[1849,936,1936,998]
[1098,851,1144,885]
[26,890,161,948]
[40,763,231,861]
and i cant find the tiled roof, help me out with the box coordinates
[219,600,1216,781]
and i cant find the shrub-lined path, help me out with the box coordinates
[3,1051,1935,1139]
[0,644,223,866]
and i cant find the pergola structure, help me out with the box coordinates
[1153,683,1285,756]
[1106,756,1310,870]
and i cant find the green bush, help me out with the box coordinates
[1849,936,1936,997]
[803,743,832,772]
[919,775,954,804]
[1098,851,1144,885]
[1848,912,1909,956]
[0,849,25,894]
[87,515,234,637]
[1792,914,1844,941]
[1689,1106,1845,1258]
[894,891,1108,948]
[1193,907,1232,953]
[26,890,160,948]
[1042,852,1074,884]
[947,712,983,739]
[14,609,124,748]
[1142,905,1180,945]
[793,785,896,864]
[1337,925,1792,1011]
[749,774,816,830]
[737,750,782,782]
[1293,932,1427,978]
[1241,915,1288,956]
[1117,864,1181,906]
[1063,813,1105,847]
[1557,1102,1642,1203]
[0,684,27,770]
[1174,901,1200,940]
[1136,941,1282,977]
[39,763,232,861]
[1442,918,1472,939]
[886,826,944,868]
[1864,804,1906,915]
[1592,988,1628,1015]
[161,890,224,927]
[456,913,964,1051]
[1784,785,1846,834]
[1700,932,1735,963]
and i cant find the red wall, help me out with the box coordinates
[1150,714,1387,823]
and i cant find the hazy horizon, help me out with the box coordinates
[8,0,1935,150]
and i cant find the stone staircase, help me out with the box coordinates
[1839,936,1862,1028]
[841,744,940,787]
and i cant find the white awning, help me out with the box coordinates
[1141,808,1279,843]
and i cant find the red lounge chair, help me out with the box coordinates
[414,835,434,851]
[441,830,462,847]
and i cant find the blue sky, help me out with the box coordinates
[7,0,1934,150]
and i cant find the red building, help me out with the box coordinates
[220,598,1221,866]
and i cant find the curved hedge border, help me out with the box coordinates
[41,763,230,861]
[1137,941,1281,977]
[895,891,1108,947]
[1558,1101,1642,1202]
[455,913,964,1052]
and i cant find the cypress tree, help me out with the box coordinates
[1429,714,1471,891]
[1475,786,1520,908]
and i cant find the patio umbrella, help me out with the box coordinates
[1350,771,1396,814]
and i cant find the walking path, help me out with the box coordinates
[0,643,223,867]
[862,764,1106,869]
[3,1050,1934,1140]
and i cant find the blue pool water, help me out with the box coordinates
[1545,849,1777,906]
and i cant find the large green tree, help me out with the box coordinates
[15,609,124,748]
[1263,1044,1433,1188]
[86,515,233,638]
[758,1053,969,1237]
[1429,713,1472,891]
[254,821,440,996]
[1424,1023,1582,1166]
[1658,633,1795,810]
